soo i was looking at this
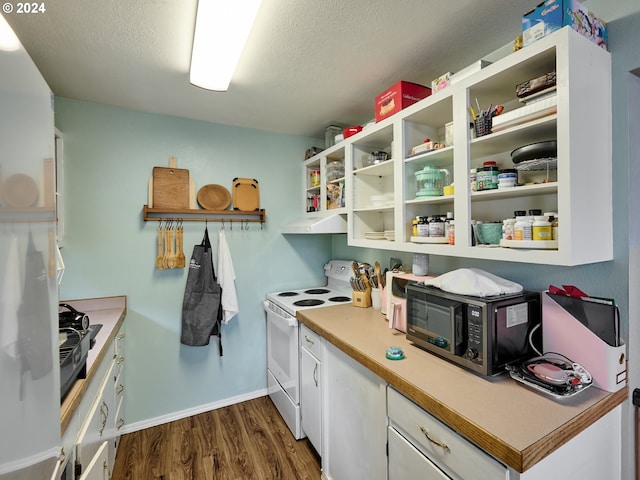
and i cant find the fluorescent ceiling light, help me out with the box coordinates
[0,14,21,52]
[190,0,262,91]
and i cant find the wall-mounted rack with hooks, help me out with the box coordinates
[142,205,266,224]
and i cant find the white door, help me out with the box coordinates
[300,346,321,453]
[265,303,299,403]
[323,342,387,480]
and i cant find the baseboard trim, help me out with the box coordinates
[118,388,268,435]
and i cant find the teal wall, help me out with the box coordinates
[55,98,332,423]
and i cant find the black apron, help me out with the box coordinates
[18,231,53,381]
[180,227,223,355]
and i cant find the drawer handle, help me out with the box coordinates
[59,447,65,463]
[313,363,318,387]
[304,335,315,345]
[116,384,125,395]
[420,426,450,453]
[117,418,125,430]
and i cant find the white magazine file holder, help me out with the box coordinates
[542,292,626,392]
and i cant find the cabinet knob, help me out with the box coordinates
[117,418,125,430]
[116,384,124,395]
[116,355,125,364]
[117,332,126,340]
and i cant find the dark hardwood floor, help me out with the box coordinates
[111,396,321,480]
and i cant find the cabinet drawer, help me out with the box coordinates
[300,324,322,359]
[388,426,450,480]
[387,387,507,480]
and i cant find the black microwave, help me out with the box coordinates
[405,283,541,376]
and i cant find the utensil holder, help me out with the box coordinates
[474,116,492,137]
[352,289,372,308]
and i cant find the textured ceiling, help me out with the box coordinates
[3,0,542,139]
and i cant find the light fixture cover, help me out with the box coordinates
[190,0,262,91]
[0,14,21,52]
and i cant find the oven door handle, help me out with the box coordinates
[263,300,298,327]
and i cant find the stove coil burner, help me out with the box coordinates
[305,288,330,295]
[329,296,351,303]
[278,291,299,297]
[293,299,325,307]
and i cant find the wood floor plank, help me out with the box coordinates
[112,396,320,480]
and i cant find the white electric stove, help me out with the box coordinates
[264,260,353,439]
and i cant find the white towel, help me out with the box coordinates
[217,230,239,323]
[1,234,22,358]
[423,268,523,297]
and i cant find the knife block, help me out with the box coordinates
[352,289,372,308]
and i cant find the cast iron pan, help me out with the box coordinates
[510,140,557,164]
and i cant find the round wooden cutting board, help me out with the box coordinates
[197,184,232,210]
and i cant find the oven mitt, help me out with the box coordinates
[422,268,523,297]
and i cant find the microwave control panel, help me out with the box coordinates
[465,304,484,364]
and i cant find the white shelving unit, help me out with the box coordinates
[301,27,612,266]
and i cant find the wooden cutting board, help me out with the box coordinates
[232,177,260,211]
[153,166,190,209]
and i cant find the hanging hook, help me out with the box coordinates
[221,219,225,231]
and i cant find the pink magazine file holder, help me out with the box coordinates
[542,292,627,392]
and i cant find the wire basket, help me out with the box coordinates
[474,117,492,137]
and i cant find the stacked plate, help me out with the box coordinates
[384,230,395,241]
[364,231,385,240]
[370,193,394,207]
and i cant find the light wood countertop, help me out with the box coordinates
[60,295,127,434]
[297,304,627,473]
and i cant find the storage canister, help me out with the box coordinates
[469,168,477,192]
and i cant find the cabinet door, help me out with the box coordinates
[78,441,109,480]
[300,346,321,454]
[323,342,387,480]
[388,427,450,480]
[75,363,114,478]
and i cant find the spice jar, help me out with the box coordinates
[428,216,445,237]
[310,169,320,187]
[417,216,429,237]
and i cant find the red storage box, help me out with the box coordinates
[375,81,431,123]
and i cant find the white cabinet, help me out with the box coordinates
[78,441,109,480]
[75,362,115,479]
[70,322,125,480]
[387,387,507,480]
[303,144,347,215]
[388,427,450,480]
[302,27,612,266]
[112,327,126,457]
[299,325,322,454]
[322,341,387,480]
